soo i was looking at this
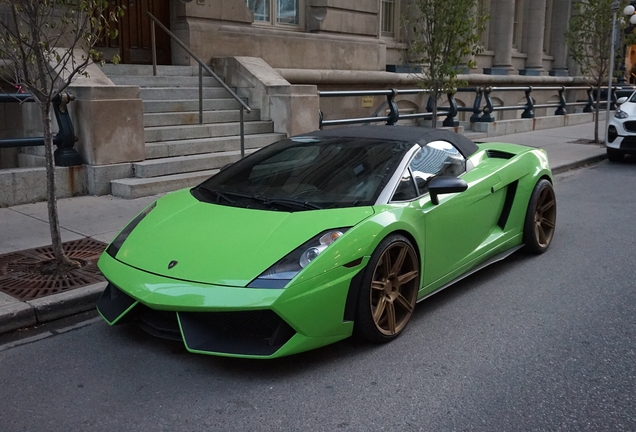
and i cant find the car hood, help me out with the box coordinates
[618,101,636,117]
[114,189,374,287]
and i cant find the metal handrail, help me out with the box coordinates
[318,85,633,128]
[146,12,252,158]
[0,92,82,166]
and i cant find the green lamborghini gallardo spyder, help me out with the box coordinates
[97,126,556,359]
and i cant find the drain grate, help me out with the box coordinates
[0,238,107,301]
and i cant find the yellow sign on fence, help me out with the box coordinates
[361,96,374,108]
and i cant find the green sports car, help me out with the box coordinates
[97,126,556,359]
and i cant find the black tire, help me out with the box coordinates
[354,234,419,343]
[607,148,624,162]
[523,179,557,254]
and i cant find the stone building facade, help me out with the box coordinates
[0,0,606,205]
[167,0,575,76]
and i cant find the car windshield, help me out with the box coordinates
[192,135,413,211]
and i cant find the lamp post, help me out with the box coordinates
[606,1,636,143]
[622,2,636,84]
[606,0,620,133]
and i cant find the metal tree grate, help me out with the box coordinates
[0,238,107,301]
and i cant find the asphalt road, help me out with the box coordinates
[1,159,635,432]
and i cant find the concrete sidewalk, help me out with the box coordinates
[0,121,609,334]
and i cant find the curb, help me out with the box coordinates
[0,282,106,335]
[551,154,607,175]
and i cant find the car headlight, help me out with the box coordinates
[248,228,349,288]
[615,109,629,119]
[106,202,157,258]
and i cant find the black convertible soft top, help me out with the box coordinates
[305,126,479,158]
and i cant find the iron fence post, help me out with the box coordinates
[470,87,483,123]
[480,87,495,122]
[521,87,535,118]
[386,89,399,125]
[584,87,594,113]
[443,90,459,127]
[555,86,567,115]
[52,92,82,167]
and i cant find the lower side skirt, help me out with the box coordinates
[417,244,524,304]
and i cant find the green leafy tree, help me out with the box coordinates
[0,0,122,271]
[566,0,628,143]
[406,0,488,128]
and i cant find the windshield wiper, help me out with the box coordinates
[263,198,322,210]
[198,187,321,210]
[198,186,235,204]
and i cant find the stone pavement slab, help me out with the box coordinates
[0,207,82,255]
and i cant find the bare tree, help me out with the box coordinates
[566,0,629,143]
[406,0,488,128]
[0,0,122,271]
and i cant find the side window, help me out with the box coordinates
[391,168,418,202]
[412,141,465,174]
[409,141,466,196]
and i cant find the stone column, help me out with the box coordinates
[521,0,547,74]
[487,0,515,74]
[550,0,572,76]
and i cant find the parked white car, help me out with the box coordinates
[607,93,636,161]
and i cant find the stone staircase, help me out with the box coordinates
[100,64,285,199]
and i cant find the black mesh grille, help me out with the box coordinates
[623,121,636,132]
[179,310,296,356]
[619,136,636,149]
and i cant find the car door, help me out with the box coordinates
[394,141,507,289]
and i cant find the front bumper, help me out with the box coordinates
[96,252,367,359]
[606,121,636,154]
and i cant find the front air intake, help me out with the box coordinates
[178,310,296,356]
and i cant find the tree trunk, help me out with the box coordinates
[431,90,438,129]
[594,86,601,143]
[40,104,76,268]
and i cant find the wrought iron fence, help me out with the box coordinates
[318,85,634,129]
[0,91,81,166]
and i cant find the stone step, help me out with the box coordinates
[146,133,285,159]
[143,109,261,127]
[144,121,275,143]
[111,169,220,199]
[139,87,234,100]
[132,150,256,178]
[142,98,246,113]
[101,64,205,77]
[109,75,223,88]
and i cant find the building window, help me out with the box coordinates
[477,0,490,49]
[381,0,396,37]
[247,0,300,27]
[512,0,524,48]
[543,0,553,53]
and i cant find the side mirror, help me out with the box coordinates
[428,176,468,205]
[617,97,628,105]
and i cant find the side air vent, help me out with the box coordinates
[486,149,515,160]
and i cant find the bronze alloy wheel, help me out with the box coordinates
[534,185,556,248]
[367,238,419,338]
[524,179,557,254]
